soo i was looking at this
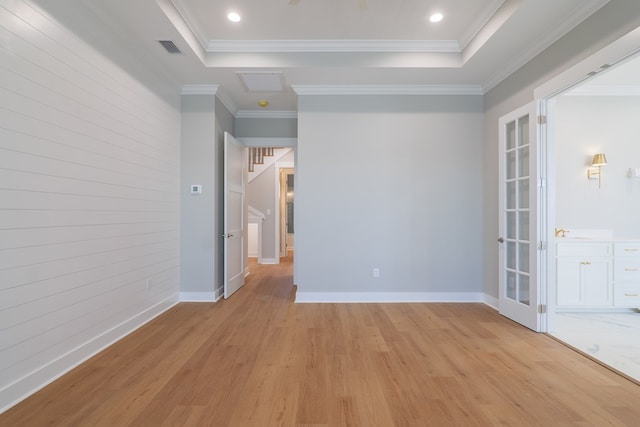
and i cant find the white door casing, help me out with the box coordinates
[224,132,246,299]
[274,161,294,260]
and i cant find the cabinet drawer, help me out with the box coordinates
[614,285,640,307]
[614,242,640,256]
[615,258,640,281]
[557,243,611,257]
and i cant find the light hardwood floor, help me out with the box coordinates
[2,253,640,426]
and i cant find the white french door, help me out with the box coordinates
[498,102,543,331]
[224,132,246,299]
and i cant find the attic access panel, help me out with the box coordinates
[237,72,285,92]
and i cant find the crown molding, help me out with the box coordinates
[236,110,298,119]
[458,0,507,51]
[180,85,239,115]
[207,40,461,53]
[291,85,484,96]
[169,0,209,51]
[481,0,611,93]
[565,85,640,96]
[181,84,219,95]
[215,89,239,116]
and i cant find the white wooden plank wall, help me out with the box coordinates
[0,0,181,411]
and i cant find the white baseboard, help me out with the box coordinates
[260,258,278,265]
[214,286,224,301]
[295,292,484,303]
[180,292,219,302]
[0,295,180,414]
[483,293,499,310]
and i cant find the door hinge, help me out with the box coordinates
[538,304,547,314]
[537,178,546,188]
[538,241,546,251]
[537,115,547,125]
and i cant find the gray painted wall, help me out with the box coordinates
[555,95,640,238]
[180,95,235,297]
[181,95,216,295]
[235,117,297,138]
[248,165,277,260]
[296,95,484,294]
[482,0,640,299]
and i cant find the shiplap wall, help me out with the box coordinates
[0,1,181,411]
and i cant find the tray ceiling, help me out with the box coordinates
[57,0,612,114]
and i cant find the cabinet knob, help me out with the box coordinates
[497,237,505,243]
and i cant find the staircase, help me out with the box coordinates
[248,147,293,183]
[248,147,276,173]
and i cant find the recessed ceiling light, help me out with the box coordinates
[227,12,241,22]
[429,13,443,23]
[258,100,269,108]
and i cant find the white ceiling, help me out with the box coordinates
[177,0,505,46]
[69,0,612,115]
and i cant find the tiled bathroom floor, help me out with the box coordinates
[551,312,640,381]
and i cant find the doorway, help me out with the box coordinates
[245,145,295,266]
[535,35,640,381]
[279,167,295,258]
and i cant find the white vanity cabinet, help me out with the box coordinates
[613,242,640,307]
[556,242,613,307]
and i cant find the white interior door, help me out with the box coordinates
[224,132,246,299]
[498,102,542,331]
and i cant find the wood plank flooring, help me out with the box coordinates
[2,253,640,426]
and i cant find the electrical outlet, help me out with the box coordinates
[373,268,380,278]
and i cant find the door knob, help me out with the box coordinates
[497,237,505,243]
[222,233,234,238]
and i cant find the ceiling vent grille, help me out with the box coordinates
[158,40,182,54]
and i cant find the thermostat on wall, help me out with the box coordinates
[191,184,202,194]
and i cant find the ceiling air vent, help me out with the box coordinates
[158,40,182,54]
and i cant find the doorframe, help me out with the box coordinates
[275,162,295,261]
[533,26,640,332]
[240,137,297,266]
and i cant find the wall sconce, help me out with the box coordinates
[587,153,607,188]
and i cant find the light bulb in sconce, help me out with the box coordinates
[587,153,607,188]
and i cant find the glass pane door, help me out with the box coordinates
[504,115,531,306]
[498,102,539,331]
